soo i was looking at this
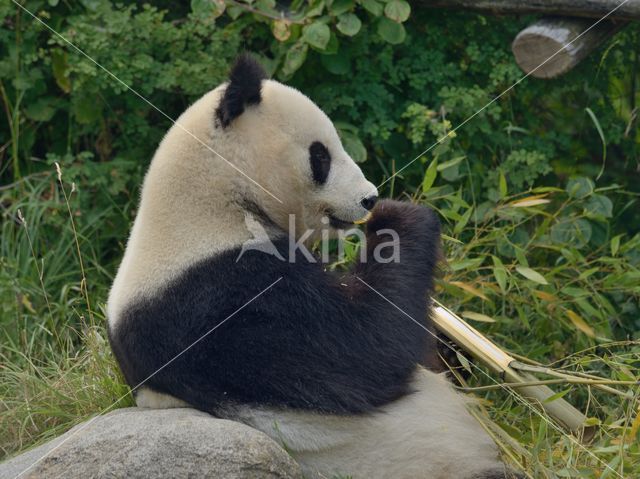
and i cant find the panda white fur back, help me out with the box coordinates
[107,55,516,479]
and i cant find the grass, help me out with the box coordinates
[0,168,639,478]
[0,171,134,458]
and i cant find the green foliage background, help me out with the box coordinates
[1,0,639,476]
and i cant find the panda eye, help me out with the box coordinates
[309,141,331,185]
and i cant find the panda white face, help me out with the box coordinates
[213,56,378,236]
[260,81,379,231]
[308,140,379,229]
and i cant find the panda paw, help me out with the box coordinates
[366,199,439,236]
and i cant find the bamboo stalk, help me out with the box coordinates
[431,301,597,442]
[457,378,636,392]
[509,361,636,398]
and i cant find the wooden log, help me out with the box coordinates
[511,17,625,78]
[422,0,640,21]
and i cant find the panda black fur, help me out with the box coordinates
[107,55,517,479]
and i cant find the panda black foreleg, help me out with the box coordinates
[352,199,443,370]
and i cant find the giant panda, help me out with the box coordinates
[107,54,514,479]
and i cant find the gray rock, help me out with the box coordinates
[0,407,303,479]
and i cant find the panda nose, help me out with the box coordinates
[360,195,378,211]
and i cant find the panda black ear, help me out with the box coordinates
[215,53,267,128]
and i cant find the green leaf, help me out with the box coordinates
[449,256,485,272]
[514,248,528,268]
[550,218,592,248]
[340,130,367,162]
[25,98,57,122]
[453,206,472,234]
[321,49,351,74]
[384,0,410,22]
[515,266,548,285]
[577,268,599,281]
[282,42,308,77]
[306,0,326,17]
[563,287,589,297]
[80,0,101,11]
[51,50,71,93]
[610,234,622,256]
[436,155,465,171]
[585,107,607,180]
[491,256,507,292]
[360,0,383,16]
[329,0,354,16]
[303,22,331,49]
[543,388,572,404]
[585,194,613,218]
[256,0,276,10]
[499,170,507,198]
[422,159,438,192]
[376,17,406,44]
[72,94,101,124]
[322,31,340,55]
[566,177,594,199]
[334,121,357,133]
[337,13,361,36]
[456,351,473,375]
[191,0,217,17]
[226,5,244,19]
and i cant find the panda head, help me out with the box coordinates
[213,54,378,237]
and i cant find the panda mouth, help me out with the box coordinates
[327,212,372,229]
[328,215,355,229]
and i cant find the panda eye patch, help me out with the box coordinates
[309,141,331,185]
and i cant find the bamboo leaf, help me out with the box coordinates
[566,309,595,338]
[449,281,489,300]
[515,266,548,285]
[627,408,640,442]
[461,311,496,323]
[534,290,559,302]
[499,171,507,199]
[453,206,472,234]
[422,159,438,192]
[491,256,507,292]
[456,351,473,375]
[610,234,622,256]
[508,195,550,208]
[437,155,465,171]
[585,107,607,180]
[543,387,572,404]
